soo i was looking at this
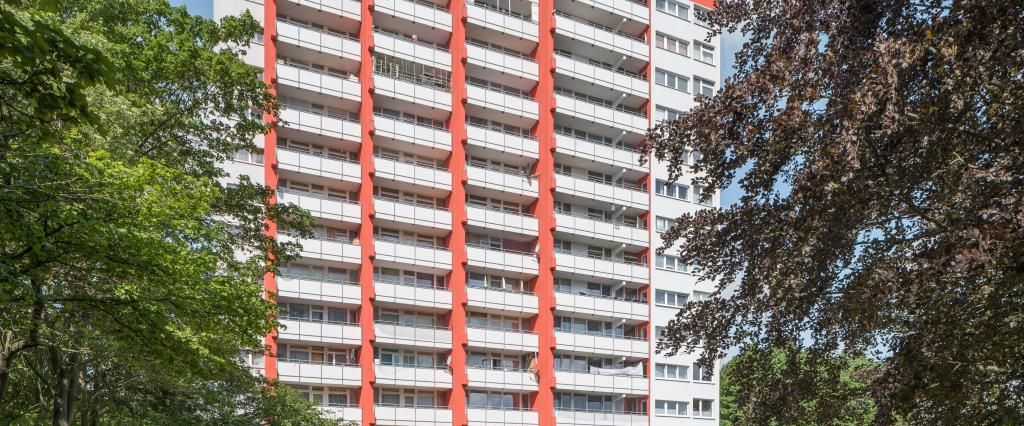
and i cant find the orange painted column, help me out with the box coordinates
[357,2,377,424]
[446,1,469,425]
[645,3,654,424]
[262,0,280,382]
[533,1,557,424]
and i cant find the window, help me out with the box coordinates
[655,400,689,416]
[694,42,715,64]
[554,239,572,253]
[655,32,688,56]
[655,179,689,200]
[656,254,688,273]
[655,68,688,92]
[655,105,681,122]
[655,290,688,307]
[655,363,689,380]
[655,0,689,20]
[693,399,714,417]
[695,77,715,98]
[693,291,712,302]
[655,216,673,232]
[693,362,713,382]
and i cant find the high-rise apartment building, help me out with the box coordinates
[215,0,720,424]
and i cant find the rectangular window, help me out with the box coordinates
[655,179,689,201]
[694,42,715,64]
[695,77,715,98]
[655,68,688,92]
[655,399,689,416]
[655,363,689,380]
[656,0,689,20]
[655,216,672,232]
[655,32,688,56]
[693,362,713,382]
[693,399,714,417]
[693,291,712,302]
[655,105,681,122]
[656,255,688,273]
[655,290,687,307]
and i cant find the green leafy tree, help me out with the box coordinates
[719,347,881,426]
[0,0,337,424]
[647,0,1023,424]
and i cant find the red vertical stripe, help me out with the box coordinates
[534,1,557,425]
[357,2,377,424]
[447,1,469,425]
[262,0,280,383]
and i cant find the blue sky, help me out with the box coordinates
[171,0,748,205]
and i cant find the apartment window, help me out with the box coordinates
[655,179,689,200]
[554,239,572,252]
[655,326,666,340]
[655,216,673,232]
[693,291,712,302]
[693,362,713,382]
[693,399,714,417]
[655,32,688,56]
[655,289,688,307]
[694,42,715,65]
[695,77,715,98]
[655,68,688,92]
[655,363,690,380]
[656,254,688,273]
[655,0,689,20]
[655,105,682,122]
[655,400,689,416]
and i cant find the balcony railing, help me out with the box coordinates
[554,249,647,267]
[554,288,646,304]
[554,209,646,230]
[554,11,646,43]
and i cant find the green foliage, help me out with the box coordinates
[719,347,881,426]
[0,0,328,424]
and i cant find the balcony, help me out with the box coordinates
[553,129,645,172]
[374,405,452,426]
[278,190,360,224]
[279,234,361,264]
[373,113,452,151]
[553,12,648,60]
[553,329,648,358]
[554,172,648,210]
[374,197,452,230]
[554,250,648,285]
[282,0,360,21]
[554,211,648,247]
[278,318,361,345]
[373,156,452,191]
[277,274,361,305]
[374,0,452,32]
[374,279,453,311]
[316,405,361,422]
[465,1,538,42]
[554,52,647,101]
[277,62,361,102]
[467,205,538,236]
[277,148,361,184]
[466,123,538,158]
[374,239,452,270]
[276,19,360,62]
[467,245,538,276]
[373,73,452,111]
[466,367,537,392]
[554,369,648,395]
[278,360,361,386]
[555,290,648,322]
[562,0,649,25]
[466,165,538,198]
[466,82,538,120]
[375,363,453,388]
[467,326,538,352]
[374,322,452,349]
[373,30,452,71]
[279,105,361,143]
[554,410,648,426]
[468,408,539,425]
[554,92,647,136]
[467,286,538,315]
[466,41,538,81]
